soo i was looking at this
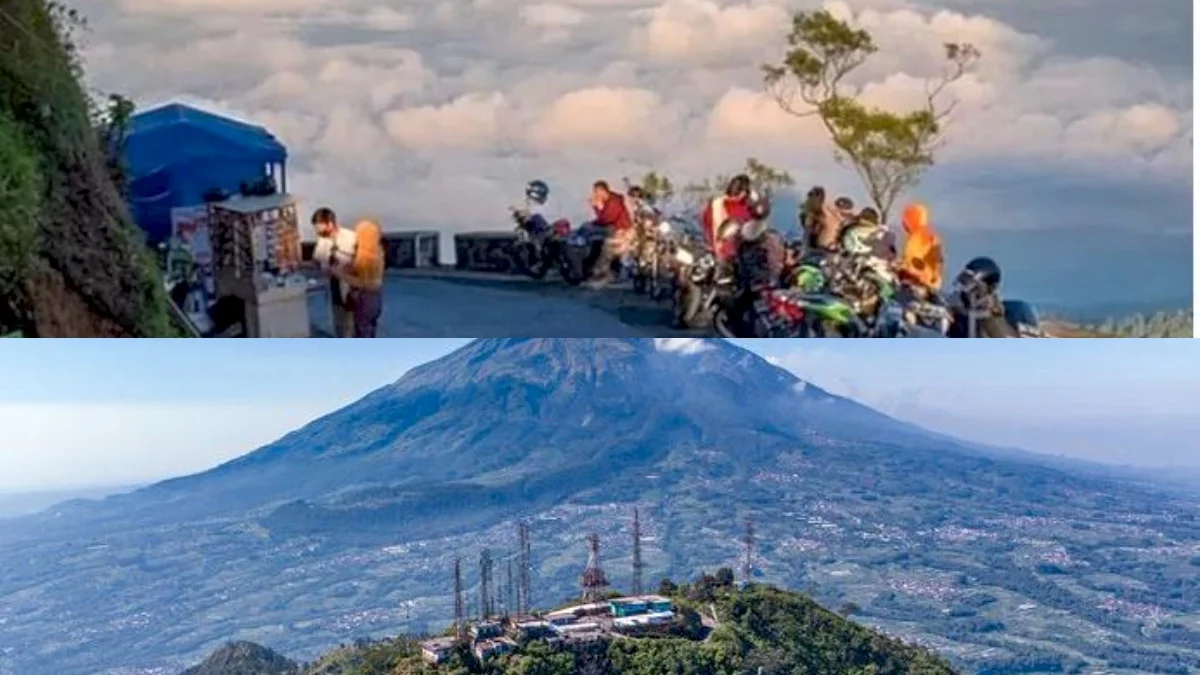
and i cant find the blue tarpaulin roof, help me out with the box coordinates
[124,103,288,244]
[125,103,287,171]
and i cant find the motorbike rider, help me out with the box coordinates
[834,207,898,318]
[702,174,758,263]
[799,186,843,253]
[518,179,559,232]
[947,256,1017,337]
[898,202,944,298]
[734,194,785,292]
[585,180,634,288]
[834,196,855,228]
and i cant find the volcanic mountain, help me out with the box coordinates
[29,338,914,534]
[0,339,1197,675]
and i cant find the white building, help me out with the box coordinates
[421,637,456,664]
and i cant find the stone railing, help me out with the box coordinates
[302,231,441,268]
[454,232,519,273]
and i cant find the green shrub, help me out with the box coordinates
[0,109,41,300]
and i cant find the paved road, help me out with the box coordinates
[308,270,697,337]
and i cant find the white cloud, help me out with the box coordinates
[520,3,586,27]
[383,93,511,152]
[529,86,684,155]
[654,337,713,354]
[632,0,790,66]
[118,0,333,16]
[78,0,1191,249]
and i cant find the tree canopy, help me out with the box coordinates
[762,9,979,222]
[679,157,796,212]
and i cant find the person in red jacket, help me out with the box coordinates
[701,174,756,262]
[586,180,634,287]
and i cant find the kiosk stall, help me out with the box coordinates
[209,194,310,337]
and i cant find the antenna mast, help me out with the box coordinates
[517,521,532,615]
[740,518,756,586]
[453,557,466,641]
[631,508,645,596]
[479,549,494,619]
[581,533,609,602]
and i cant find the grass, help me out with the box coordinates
[0,108,41,314]
[0,0,178,336]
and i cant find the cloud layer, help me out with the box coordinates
[74,0,1192,300]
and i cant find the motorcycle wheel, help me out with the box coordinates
[514,243,550,280]
[558,250,586,286]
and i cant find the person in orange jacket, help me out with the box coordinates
[331,219,386,337]
[899,203,944,295]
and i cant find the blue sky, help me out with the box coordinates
[1,339,1197,491]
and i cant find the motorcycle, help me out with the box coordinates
[788,248,839,294]
[633,216,681,301]
[897,295,953,336]
[671,231,723,329]
[1002,299,1048,337]
[712,285,814,337]
[889,281,953,336]
[508,207,571,280]
[558,222,614,286]
[785,257,902,337]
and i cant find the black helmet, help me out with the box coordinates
[963,256,1002,290]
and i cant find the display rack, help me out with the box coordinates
[209,194,309,337]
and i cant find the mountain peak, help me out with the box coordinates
[118,338,911,523]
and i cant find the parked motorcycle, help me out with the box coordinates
[508,207,571,280]
[712,286,813,337]
[1003,299,1047,337]
[558,222,614,286]
[633,216,680,301]
[671,231,723,329]
[788,256,901,337]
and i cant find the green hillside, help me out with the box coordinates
[0,0,175,336]
[201,579,957,675]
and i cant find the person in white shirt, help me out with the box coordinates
[310,207,356,337]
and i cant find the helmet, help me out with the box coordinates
[525,180,550,205]
[963,256,1002,290]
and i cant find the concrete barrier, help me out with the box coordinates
[383,231,440,269]
[454,232,518,273]
[303,231,441,269]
